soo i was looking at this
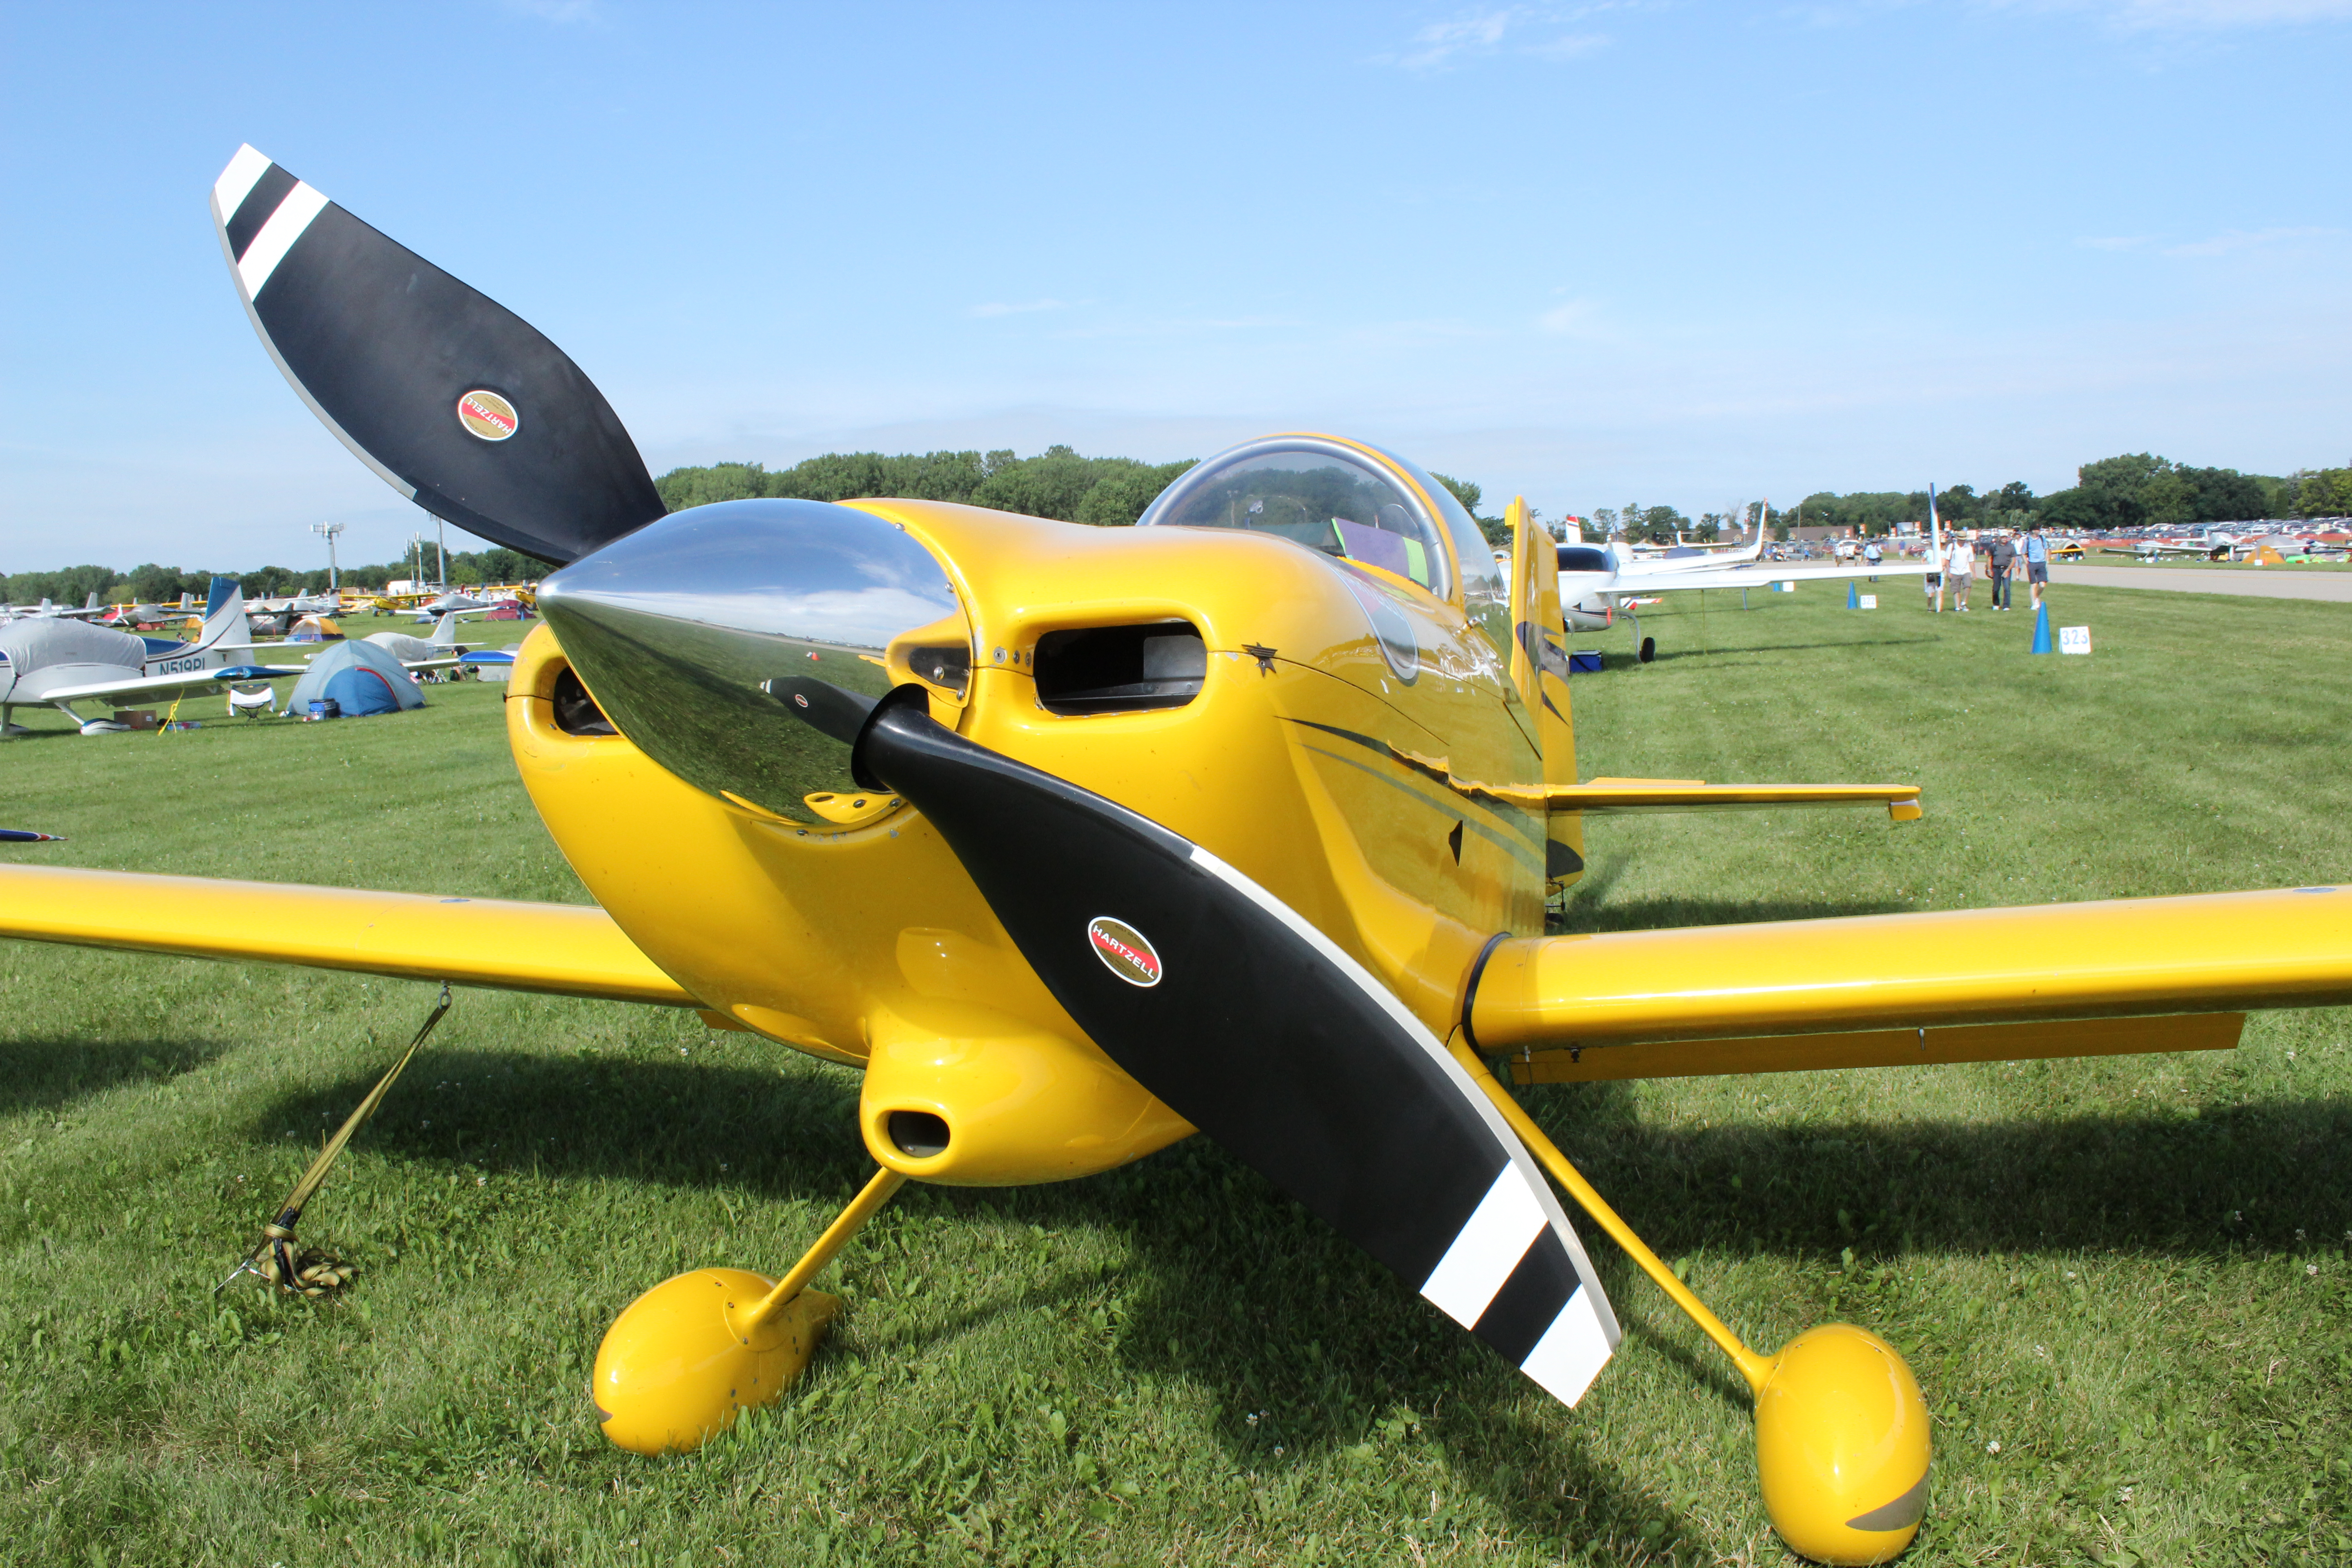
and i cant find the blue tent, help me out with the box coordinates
[286,639,424,716]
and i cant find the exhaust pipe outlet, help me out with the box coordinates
[885,1110,951,1159]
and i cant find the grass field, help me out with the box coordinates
[3,583,2349,1566]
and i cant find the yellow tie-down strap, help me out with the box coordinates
[0,864,698,1007]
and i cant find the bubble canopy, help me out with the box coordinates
[1137,436,1480,603]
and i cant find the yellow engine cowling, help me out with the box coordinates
[858,995,1193,1185]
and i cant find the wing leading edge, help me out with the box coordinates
[1468,885,2352,1069]
[0,865,696,1006]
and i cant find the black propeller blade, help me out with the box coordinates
[849,687,1620,1406]
[210,145,666,566]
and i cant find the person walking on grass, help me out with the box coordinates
[1946,532,1973,612]
[2023,524,2052,608]
[1986,530,2017,611]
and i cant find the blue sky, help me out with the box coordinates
[3,1,2347,570]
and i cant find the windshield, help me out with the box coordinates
[1138,441,1452,598]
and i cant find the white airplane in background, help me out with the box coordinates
[2,593,108,623]
[412,588,505,617]
[245,590,344,636]
[1557,520,1934,660]
[100,593,200,627]
[0,579,304,735]
[2103,535,2235,561]
[364,612,486,670]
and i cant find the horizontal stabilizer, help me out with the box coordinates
[1552,778,1923,820]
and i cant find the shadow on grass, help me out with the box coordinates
[0,1034,224,1116]
[1553,893,1915,935]
[235,1051,2352,1548]
[238,1054,1702,1547]
[1516,1079,2352,1261]
[1625,634,1942,665]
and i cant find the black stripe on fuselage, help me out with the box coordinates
[225,163,297,260]
[1285,717,1544,849]
[1471,1230,1579,1365]
[1300,743,1543,877]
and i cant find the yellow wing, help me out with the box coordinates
[1469,885,2352,1079]
[0,865,699,1007]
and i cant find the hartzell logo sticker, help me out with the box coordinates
[1086,916,1162,988]
[456,389,519,442]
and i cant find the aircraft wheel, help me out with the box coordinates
[591,1269,838,1455]
[1638,636,1656,663]
[1754,1323,1931,1564]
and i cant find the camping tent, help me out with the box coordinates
[285,640,423,716]
[288,614,344,642]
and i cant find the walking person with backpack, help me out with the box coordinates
[2022,525,2052,609]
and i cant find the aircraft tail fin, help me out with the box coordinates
[430,611,464,647]
[196,580,251,655]
[1504,498,1584,890]
[84,593,98,610]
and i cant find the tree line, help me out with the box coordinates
[1,546,549,610]
[657,446,1510,544]
[1772,454,2348,541]
[20,443,2338,607]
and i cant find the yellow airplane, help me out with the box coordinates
[3,144,2348,1567]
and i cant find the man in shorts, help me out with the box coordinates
[1986,530,2017,610]
[2022,525,2051,608]
[1945,533,1973,612]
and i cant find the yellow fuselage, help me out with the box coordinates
[510,499,1546,1185]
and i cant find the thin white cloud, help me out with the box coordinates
[1989,0,2352,27]
[968,299,1072,318]
[1537,298,1605,335]
[1524,31,1611,57]
[1390,5,1618,69]
[500,0,600,21]
[2165,226,2340,256]
[1400,8,1514,68]
[2105,0,2352,24]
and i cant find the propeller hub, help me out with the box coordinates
[538,499,969,824]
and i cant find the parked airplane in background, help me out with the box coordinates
[2102,537,2234,562]
[1556,534,1934,659]
[0,580,304,734]
[2,593,107,623]
[415,588,499,616]
[247,590,343,635]
[365,612,483,671]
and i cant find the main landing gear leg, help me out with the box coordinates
[1449,1042,1930,1566]
[592,1165,908,1455]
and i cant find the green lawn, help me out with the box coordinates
[2,583,2348,1566]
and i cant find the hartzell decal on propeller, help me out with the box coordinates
[5,144,2352,1566]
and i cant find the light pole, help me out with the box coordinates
[433,516,447,587]
[310,521,346,590]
